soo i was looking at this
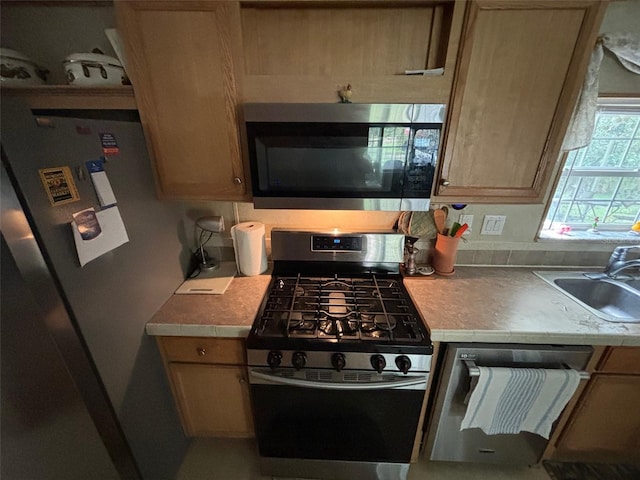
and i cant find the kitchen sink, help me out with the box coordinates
[534,271,640,323]
[619,278,640,291]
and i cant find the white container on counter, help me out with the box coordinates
[0,48,47,85]
[231,222,268,276]
[63,52,126,87]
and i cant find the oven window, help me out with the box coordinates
[251,384,424,463]
[248,123,440,198]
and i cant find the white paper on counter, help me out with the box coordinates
[72,206,129,266]
[175,262,237,295]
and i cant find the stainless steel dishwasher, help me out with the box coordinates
[426,343,592,465]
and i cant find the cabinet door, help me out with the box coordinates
[599,346,640,374]
[555,374,640,464]
[436,0,606,202]
[115,1,247,200]
[169,363,253,438]
[241,0,465,104]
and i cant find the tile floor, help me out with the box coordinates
[176,438,552,480]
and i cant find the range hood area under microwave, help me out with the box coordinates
[244,103,446,211]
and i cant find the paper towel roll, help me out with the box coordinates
[230,222,268,276]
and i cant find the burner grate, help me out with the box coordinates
[255,274,424,343]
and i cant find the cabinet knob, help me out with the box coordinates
[196,347,206,356]
[440,179,450,187]
[238,377,247,384]
[233,177,243,185]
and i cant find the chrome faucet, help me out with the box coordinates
[590,245,640,279]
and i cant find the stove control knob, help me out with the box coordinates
[331,353,346,372]
[292,351,307,370]
[267,350,282,369]
[395,355,412,374]
[371,354,386,373]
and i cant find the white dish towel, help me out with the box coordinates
[460,367,581,439]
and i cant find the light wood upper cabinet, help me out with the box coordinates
[435,0,608,203]
[241,0,465,104]
[115,1,248,200]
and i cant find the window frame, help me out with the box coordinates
[541,96,640,235]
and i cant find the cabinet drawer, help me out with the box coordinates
[159,337,245,365]
[598,347,640,374]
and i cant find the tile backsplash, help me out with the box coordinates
[184,202,624,269]
[454,249,612,267]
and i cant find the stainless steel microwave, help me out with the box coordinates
[244,103,445,211]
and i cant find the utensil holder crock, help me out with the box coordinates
[433,233,460,276]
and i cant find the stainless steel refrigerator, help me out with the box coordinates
[1,98,190,479]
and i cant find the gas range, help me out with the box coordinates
[247,230,433,480]
[246,229,433,374]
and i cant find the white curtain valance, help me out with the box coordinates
[562,32,640,152]
[602,32,640,74]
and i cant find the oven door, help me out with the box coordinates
[249,368,428,463]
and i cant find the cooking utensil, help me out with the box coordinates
[398,211,412,234]
[454,223,469,237]
[433,208,446,234]
[449,222,461,237]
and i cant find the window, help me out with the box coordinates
[543,98,640,235]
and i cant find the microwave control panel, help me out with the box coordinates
[312,235,363,252]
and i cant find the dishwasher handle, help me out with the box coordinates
[462,359,590,380]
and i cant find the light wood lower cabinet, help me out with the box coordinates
[168,363,253,437]
[553,347,640,465]
[157,337,253,438]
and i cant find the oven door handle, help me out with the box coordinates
[249,370,427,390]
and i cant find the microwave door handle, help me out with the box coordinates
[249,370,427,390]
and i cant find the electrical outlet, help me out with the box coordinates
[480,215,506,235]
[459,214,473,227]
[458,214,473,235]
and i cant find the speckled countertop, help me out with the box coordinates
[146,267,640,346]
[145,273,272,337]
[404,267,640,346]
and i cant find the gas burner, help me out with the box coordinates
[360,314,397,332]
[365,329,387,338]
[280,311,305,329]
[319,318,358,337]
[375,315,397,331]
[322,291,351,319]
[322,280,352,290]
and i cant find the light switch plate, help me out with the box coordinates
[481,215,506,235]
